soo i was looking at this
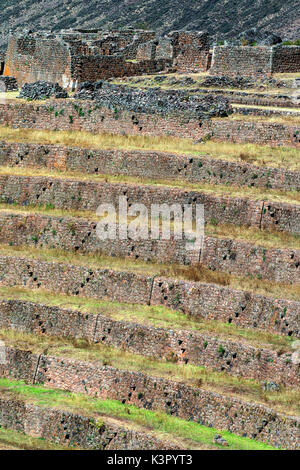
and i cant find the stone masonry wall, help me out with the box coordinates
[70,55,170,84]
[0,396,177,449]
[211,46,273,77]
[0,255,299,338]
[211,45,300,77]
[0,101,298,148]
[0,299,298,386]
[272,46,300,73]
[4,36,72,87]
[2,211,300,284]
[168,31,210,73]
[1,174,300,235]
[1,141,300,192]
[0,347,298,449]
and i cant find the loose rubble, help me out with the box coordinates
[18,81,68,100]
[74,81,232,119]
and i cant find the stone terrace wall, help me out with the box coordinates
[0,212,200,266]
[206,118,300,147]
[0,101,298,148]
[1,141,300,192]
[2,174,300,235]
[0,255,299,338]
[188,88,300,109]
[211,46,273,77]
[0,299,298,386]
[0,173,267,230]
[0,347,298,449]
[0,396,176,449]
[2,211,300,284]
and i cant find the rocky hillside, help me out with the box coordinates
[0,0,299,50]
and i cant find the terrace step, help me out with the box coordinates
[1,139,300,192]
[2,171,300,235]
[0,248,298,337]
[0,392,182,450]
[0,378,277,451]
[2,209,300,283]
[155,87,300,109]
[0,340,298,449]
[0,100,299,147]
[0,296,297,386]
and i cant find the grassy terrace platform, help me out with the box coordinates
[0,379,276,450]
[0,126,299,170]
[1,165,300,205]
[0,286,294,352]
[0,328,299,417]
[2,243,300,301]
[1,202,300,250]
[0,74,299,450]
[0,426,74,450]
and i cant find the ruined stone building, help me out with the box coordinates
[3,29,210,90]
[1,28,300,90]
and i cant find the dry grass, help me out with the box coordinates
[227,113,300,124]
[0,126,299,170]
[205,222,300,250]
[0,286,294,352]
[1,164,300,205]
[0,328,298,416]
[1,243,300,301]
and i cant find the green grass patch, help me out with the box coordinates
[0,426,74,450]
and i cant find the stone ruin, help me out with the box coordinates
[0,29,299,90]
[2,29,210,91]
